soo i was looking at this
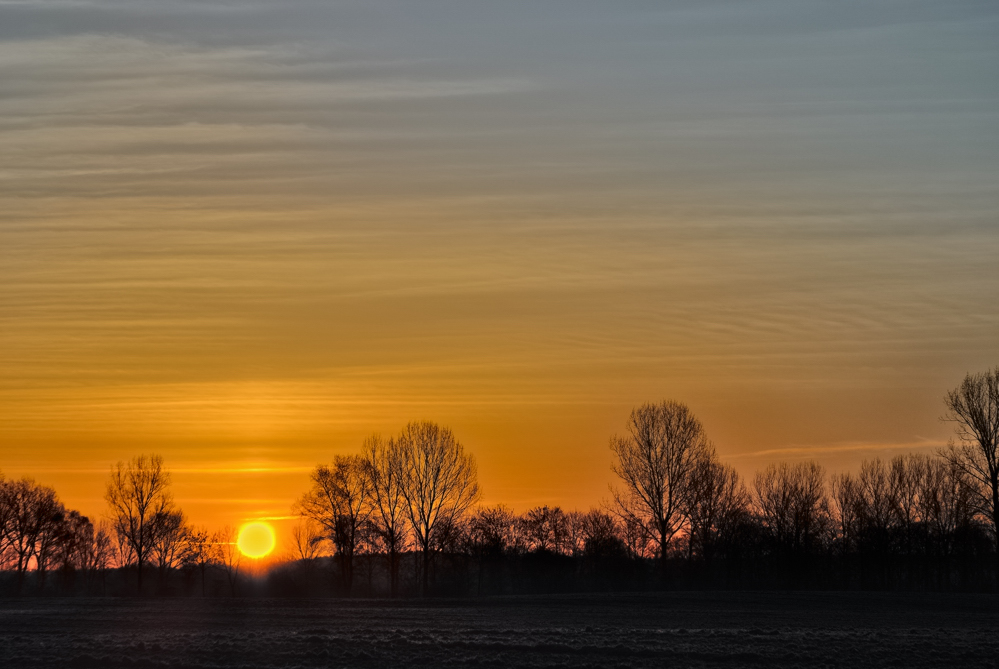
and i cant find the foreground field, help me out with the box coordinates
[1,592,996,668]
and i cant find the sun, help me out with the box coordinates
[237,521,276,559]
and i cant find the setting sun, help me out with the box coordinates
[237,522,276,559]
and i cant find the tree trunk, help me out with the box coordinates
[388,548,398,598]
[658,547,669,588]
[136,554,144,595]
[422,548,431,597]
[992,475,999,587]
[343,551,353,596]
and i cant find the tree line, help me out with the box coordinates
[0,455,244,596]
[1,367,997,596]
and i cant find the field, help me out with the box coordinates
[1,592,997,668]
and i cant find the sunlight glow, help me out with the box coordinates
[237,521,276,559]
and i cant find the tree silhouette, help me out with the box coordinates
[217,526,241,597]
[395,421,480,596]
[151,509,188,588]
[298,454,372,595]
[0,478,64,593]
[943,367,999,579]
[684,450,748,563]
[50,509,92,593]
[520,506,570,554]
[104,454,174,594]
[363,435,409,597]
[466,505,517,595]
[183,526,219,597]
[88,520,115,595]
[754,461,831,585]
[611,400,710,573]
[291,518,326,562]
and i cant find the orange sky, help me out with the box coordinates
[1,1,997,552]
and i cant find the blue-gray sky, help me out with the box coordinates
[1,0,997,527]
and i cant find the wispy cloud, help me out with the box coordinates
[1,0,996,525]
[729,439,949,460]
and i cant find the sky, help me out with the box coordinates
[1,0,997,543]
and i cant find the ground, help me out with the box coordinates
[1,592,997,668]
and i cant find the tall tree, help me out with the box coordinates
[298,454,372,595]
[216,526,241,597]
[53,510,93,575]
[151,509,188,587]
[579,510,625,556]
[923,454,976,571]
[184,526,221,597]
[891,453,929,559]
[856,459,897,557]
[395,421,480,596]
[942,367,999,578]
[1,478,63,593]
[832,472,861,557]
[363,435,409,597]
[468,505,517,556]
[46,509,90,593]
[520,506,571,554]
[104,454,174,594]
[683,451,749,562]
[0,473,11,567]
[290,519,326,562]
[610,400,710,570]
[87,520,115,596]
[754,461,830,563]
[466,505,517,596]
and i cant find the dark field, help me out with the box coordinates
[1,593,997,668]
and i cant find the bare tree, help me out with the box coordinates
[921,456,977,568]
[151,509,188,586]
[754,461,831,558]
[362,435,409,597]
[183,526,221,597]
[216,526,241,597]
[53,510,92,572]
[832,472,861,556]
[104,454,174,594]
[579,510,624,554]
[298,454,372,595]
[291,518,327,562]
[48,509,91,593]
[683,451,749,562]
[942,367,999,577]
[111,523,135,571]
[465,505,516,595]
[619,512,653,559]
[891,454,929,552]
[1,478,63,593]
[610,400,710,570]
[87,520,115,596]
[856,459,897,551]
[395,421,480,596]
[519,506,572,555]
[468,505,518,555]
[1,479,35,582]
[0,474,11,568]
[564,511,588,558]
[32,487,67,593]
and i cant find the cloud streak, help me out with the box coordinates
[1,0,997,523]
